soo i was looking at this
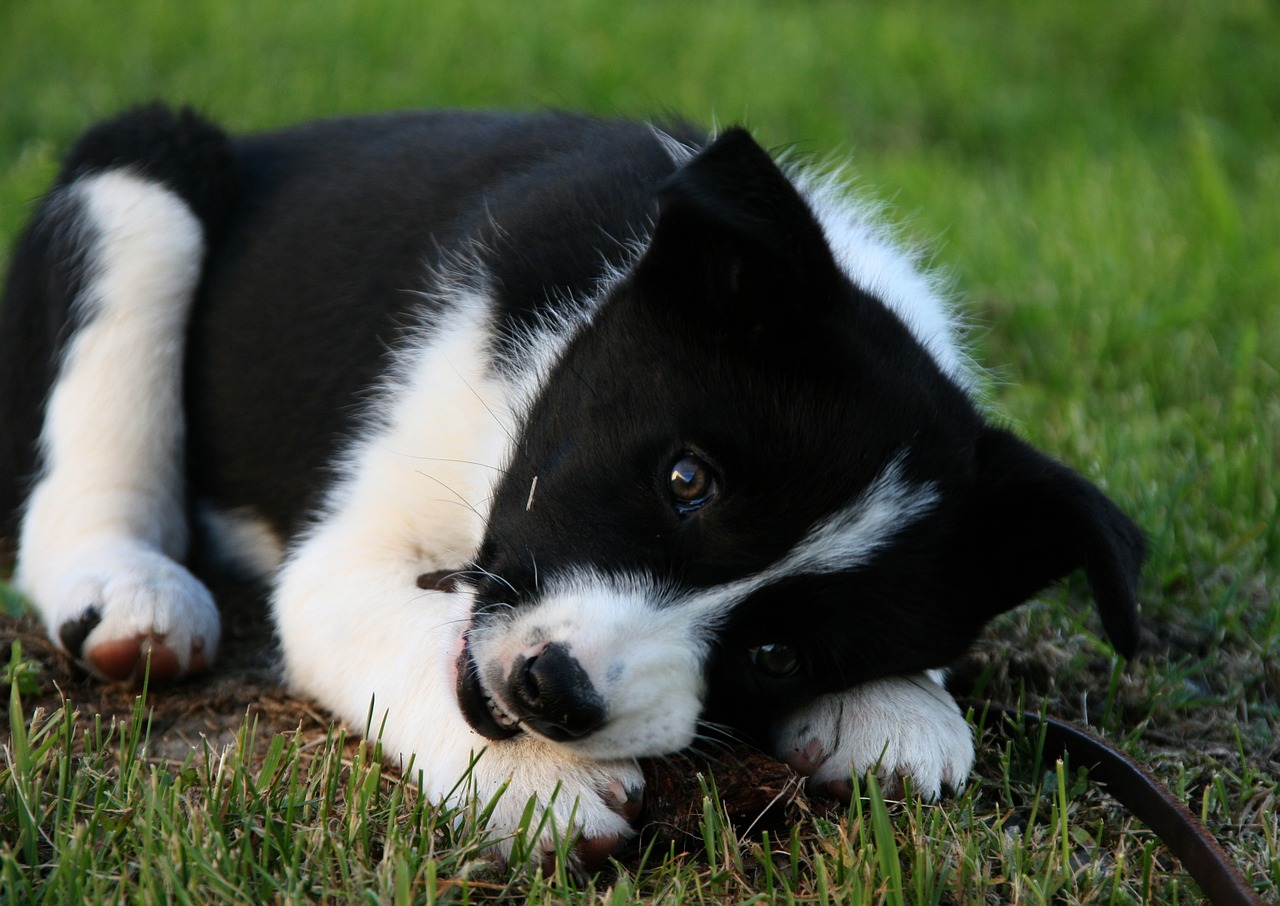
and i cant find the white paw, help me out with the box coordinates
[465,735,645,870]
[20,537,220,683]
[772,674,974,801]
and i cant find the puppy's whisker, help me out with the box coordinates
[408,455,508,474]
[684,738,739,763]
[694,718,741,739]
[470,565,518,597]
[646,752,678,769]
[688,737,737,759]
[431,546,488,576]
[411,471,486,520]
[424,616,479,634]
[437,550,511,589]
[446,358,522,454]
[526,548,540,590]
[414,568,485,597]
[682,744,714,761]
[563,361,602,403]
[426,497,488,517]
[691,722,746,753]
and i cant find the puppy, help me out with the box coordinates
[0,106,1144,864]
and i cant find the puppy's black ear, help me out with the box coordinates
[958,427,1146,657]
[635,128,843,315]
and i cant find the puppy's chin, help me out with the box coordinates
[455,641,522,741]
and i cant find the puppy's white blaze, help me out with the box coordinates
[781,455,939,577]
[690,453,939,615]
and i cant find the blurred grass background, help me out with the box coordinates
[4,0,1276,655]
[1,0,1277,898]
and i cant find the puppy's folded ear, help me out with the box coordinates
[634,128,844,323]
[957,427,1146,657]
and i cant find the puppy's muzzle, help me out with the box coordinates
[456,640,607,743]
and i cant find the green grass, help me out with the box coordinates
[2,0,1278,901]
[7,651,1267,905]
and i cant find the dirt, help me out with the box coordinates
[0,577,808,847]
[4,579,1273,871]
[0,581,333,763]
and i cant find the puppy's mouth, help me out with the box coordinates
[455,638,522,741]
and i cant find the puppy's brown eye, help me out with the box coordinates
[669,453,717,513]
[749,643,801,679]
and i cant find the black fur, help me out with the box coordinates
[455,128,1144,740]
[0,105,235,543]
[0,108,1144,750]
[0,202,89,542]
[184,111,703,534]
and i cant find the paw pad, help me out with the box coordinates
[86,632,191,684]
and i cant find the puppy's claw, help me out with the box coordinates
[816,776,855,802]
[535,778,642,875]
[877,772,906,801]
[533,831,619,879]
[573,833,621,872]
[603,778,645,823]
[58,607,103,659]
[782,737,826,775]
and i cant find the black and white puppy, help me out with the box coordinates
[0,107,1144,861]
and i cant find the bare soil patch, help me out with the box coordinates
[0,577,809,851]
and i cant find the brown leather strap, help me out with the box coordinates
[974,703,1263,906]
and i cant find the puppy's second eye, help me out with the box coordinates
[748,643,801,679]
[669,453,717,514]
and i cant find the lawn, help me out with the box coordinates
[2,0,1278,902]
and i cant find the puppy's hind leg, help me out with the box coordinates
[6,107,234,684]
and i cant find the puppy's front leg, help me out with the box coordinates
[272,521,643,868]
[771,672,974,800]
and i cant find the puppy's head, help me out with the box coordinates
[455,129,1145,759]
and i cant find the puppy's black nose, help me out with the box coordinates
[509,643,607,741]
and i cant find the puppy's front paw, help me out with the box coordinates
[470,737,645,872]
[22,538,219,684]
[773,674,974,801]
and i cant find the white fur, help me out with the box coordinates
[270,282,645,856]
[273,286,508,713]
[197,505,286,578]
[769,454,938,576]
[16,170,219,675]
[796,169,979,393]
[772,671,975,800]
[650,126,699,166]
